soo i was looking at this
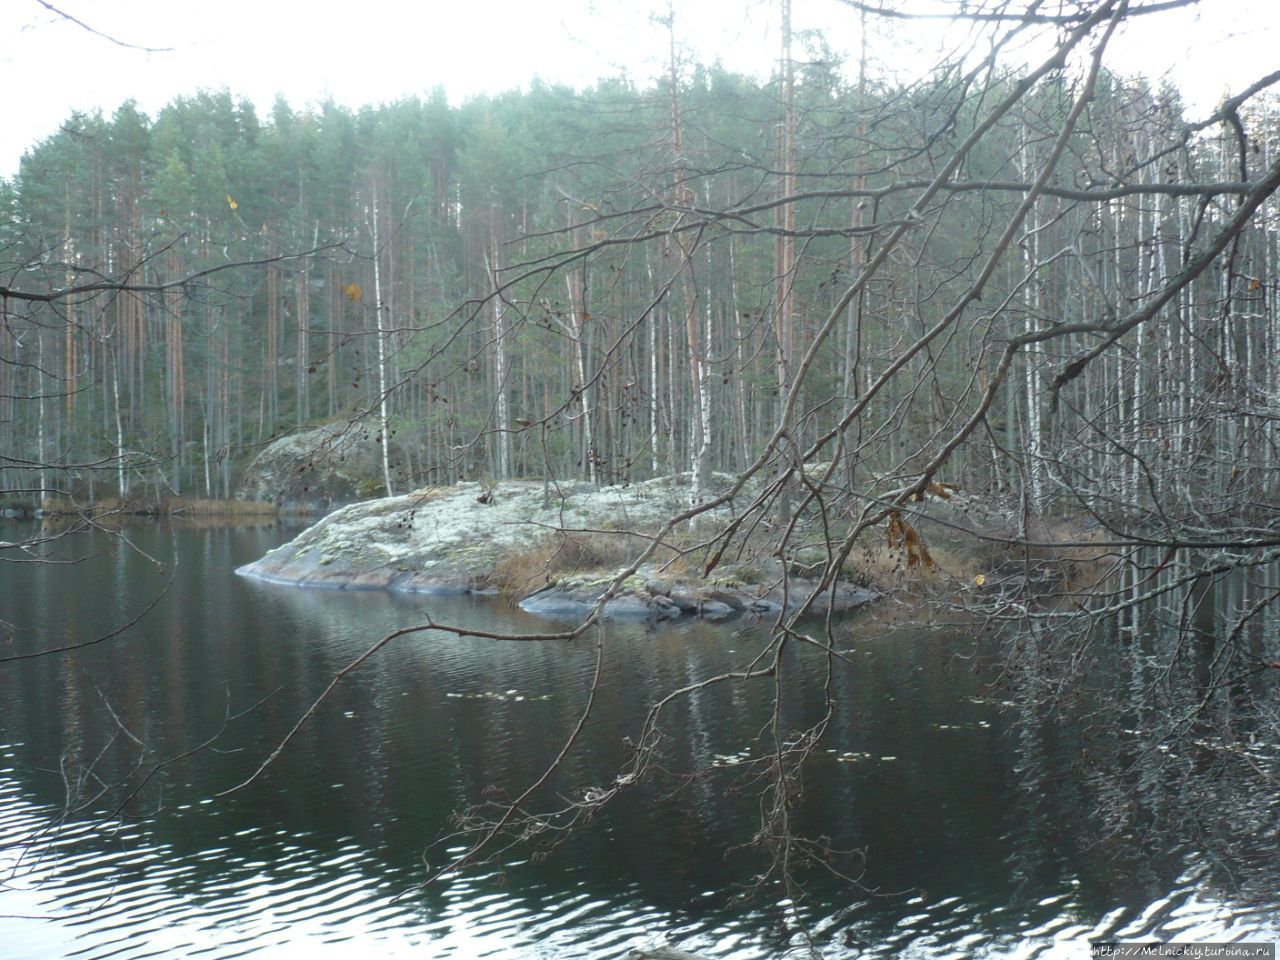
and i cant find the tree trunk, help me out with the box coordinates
[369,186,395,497]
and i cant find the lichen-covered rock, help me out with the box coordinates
[236,423,421,511]
[237,476,723,594]
[235,475,880,622]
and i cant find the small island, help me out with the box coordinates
[236,474,880,621]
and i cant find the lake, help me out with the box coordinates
[1,521,1277,958]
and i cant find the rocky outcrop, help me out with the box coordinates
[235,475,879,622]
[236,423,421,511]
[236,476,726,594]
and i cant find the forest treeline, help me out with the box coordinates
[1,54,1277,531]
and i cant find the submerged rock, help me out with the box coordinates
[516,578,876,621]
[514,578,875,624]
[518,587,682,621]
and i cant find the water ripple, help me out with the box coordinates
[3,524,1279,958]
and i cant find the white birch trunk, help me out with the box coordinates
[563,272,594,483]
[112,349,126,497]
[649,275,660,477]
[1018,124,1044,512]
[488,215,511,481]
[36,332,48,501]
[369,188,394,497]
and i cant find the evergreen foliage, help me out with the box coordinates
[1,63,1277,531]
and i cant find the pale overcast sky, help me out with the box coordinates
[2,0,1278,178]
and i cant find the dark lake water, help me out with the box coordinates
[1,521,1277,958]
